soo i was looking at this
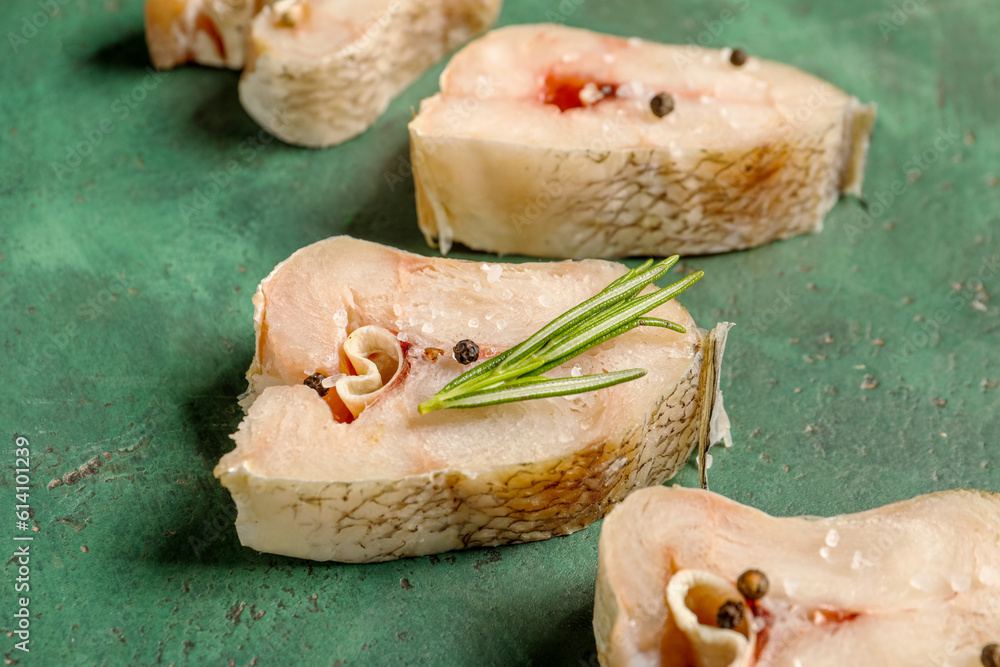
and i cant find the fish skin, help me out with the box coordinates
[594,486,1000,667]
[410,24,877,259]
[144,0,502,133]
[214,237,731,562]
[239,0,503,147]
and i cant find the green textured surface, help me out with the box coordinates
[2,0,999,664]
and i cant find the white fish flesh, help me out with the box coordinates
[594,486,1000,666]
[145,0,271,70]
[410,24,877,258]
[214,237,731,562]
[239,0,502,147]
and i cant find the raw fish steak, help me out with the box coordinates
[410,24,876,258]
[239,0,502,147]
[145,0,501,146]
[145,0,271,69]
[214,237,731,562]
[595,486,1000,666]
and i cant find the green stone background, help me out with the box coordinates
[1,0,998,664]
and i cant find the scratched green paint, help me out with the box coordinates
[1,0,999,664]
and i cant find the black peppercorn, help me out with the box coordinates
[453,339,480,364]
[303,372,329,397]
[730,48,748,66]
[650,92,675,118]
[716,600,744,630]
[737,569,769,601]
[982,644,1000,667]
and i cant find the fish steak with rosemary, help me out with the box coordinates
[215,237,731,562]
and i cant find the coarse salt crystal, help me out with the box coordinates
[468,318,479,328]
[851,550,872,571]
[909,572,936,592]
[396,331,408,342]
[579,83,603,105]
[421,322,434,334]
[538,294,553,307]
[951,574,972,593]
[979,565,1000,586]
[393,303,402,316]
[487,265,503,283]
[571,365,582,377]
[825,529,840,548]
[819,547,831,560]
[473,281,482,292]
[334,309,349,327]
[495,319,508,331]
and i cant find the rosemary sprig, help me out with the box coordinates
[417,257,704,414]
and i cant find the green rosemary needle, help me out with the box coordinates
[417,257,704,414]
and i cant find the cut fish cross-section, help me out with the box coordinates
[410,24,876,258]
[215,237,731,562]
[239,0,503,147]
[594,486,1000,667]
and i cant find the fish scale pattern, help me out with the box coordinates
[239,0,502,147]
[414,105,871,258]
[223,326,727,562]
[410,25,876,258]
